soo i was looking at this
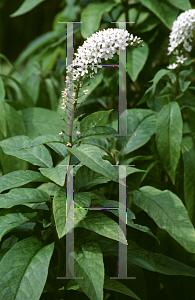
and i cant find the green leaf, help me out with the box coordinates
[80,110,113,133]
[0,74,34,107]
[127,42,149,82]
[0,237,54,299]
[45,78,58,110]
[126,166,145,176]
[102,239,195,276]
[80,138,110,157]
[37,182,59,196]
[138,69,172,106]
[0,146,27,175]
[104,275,140,300]
[132,186,195,253]
[156,102,183,184]
[139,0,179,30]
[92,199,159,243]
[43,47,66,74]
[53,188,91,238]
[0,54,13,67]
[81,2,117,38]
[77,126,117,142]
[69,242,104,300]
[0,188,50,208]
[20,107,64,138]
[68,144,119,182]
[0,77,5,99]
[150,69,172,93]
[46,142,68,158]
[0,249,9,262]
[39,165,67,186]
[78,211,127,245]
[120,109,157,155]
[0,170,45,193]
[0,135,53,167]
[24,74,41,104]
[137,85,153,106]
[28,134,64,147]
[0,101,26,138]
[182,146,195,225]
[0,101,7,137]
[179,79,191,92]
[0,206,39,241]
[13,31,59,70]
[11,0,46,17]
[166,0,191,10]
[75,165,111,191]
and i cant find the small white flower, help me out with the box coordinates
[167,63,178,69]
[58,132,63,136]
[76,131,81,135]
[89,73,95,78]
[66,142,72,147]
[61,103,66,109]
[83,89,89,95]
[67,65,73,73]
[176,55,188,63]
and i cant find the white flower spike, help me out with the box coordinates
[61,28,143,139]
[168,9,195,60]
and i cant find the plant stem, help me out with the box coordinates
[55,75,83,292]
[174,64,181,100]
[68,75,82,163]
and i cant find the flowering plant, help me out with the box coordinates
[167,9,195,69]
[60,28,143,149]
[1,1,195,300]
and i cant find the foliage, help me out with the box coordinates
[1,0,195,299]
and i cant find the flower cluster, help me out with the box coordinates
[60,28,144,137]
[66,28,143,81]
[61,28,143,109]
[167,9,195,68]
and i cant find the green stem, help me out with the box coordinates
[68,75,82,163]
[174,64,181,100]
[55,75,83,292]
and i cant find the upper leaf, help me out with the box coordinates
[81,2,116,38]
[139,0,180,29]
[127,42,149,82]
[119,109,157,155]
[68,144,119,183]
[79,110,113,133]
[10,0,46,17]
